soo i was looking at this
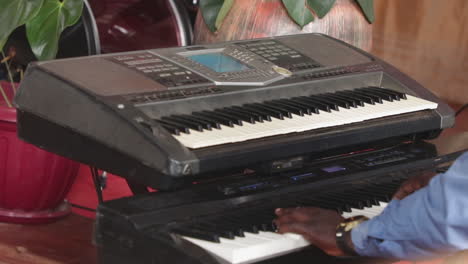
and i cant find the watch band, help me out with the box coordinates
[336,215,369,256]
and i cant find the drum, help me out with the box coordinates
[87,0,194,53]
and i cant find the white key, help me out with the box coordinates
[181,202,389,264]
[173,95,438,149]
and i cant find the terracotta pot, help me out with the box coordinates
[0,82,80,224]
[194,0,372,51]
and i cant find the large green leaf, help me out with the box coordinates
[0,0,44,50]
[200,0,225,32]
[307,0,336,19]
[282,0,314,28]
[215,0,234,31]
[25,0,83,61]
[355,0,375,23]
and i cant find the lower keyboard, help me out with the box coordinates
[181,202,388,264]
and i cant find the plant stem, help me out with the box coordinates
[0,82,12,108]
[1,51,17,94]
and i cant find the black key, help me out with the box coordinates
[205,220,246,237]
[162,116,203,132]
[231,106,272,122]
[300,197,344,213]
[350,190,383,206]
[368,184,399,195]
[282,98,320,114]
[159,122,181,135]
[341,193,375,207]
[268,100,305,116]
[211,110,244,126]
[319,94,351,109]
[293,97,331,112]
[321,194,360,210]
[172,227,220,242]
[158,119,190,134]
[355,189,392,203]
[328,93,359,108]
[254,103,293,119]
[309,96,340,111]
[352,90,384,104]
[217,109,256,124]
[173,115,213,130]
[321,193,365,209]
[366,87,401,101]
[184,114,222,129]
[258,102,293,118]
[358,87,394,102]
[242,211,277,232]
[243,104,285,120]
[219,216,260,234]
[224,107,266,123]
[377,87,407,100]
[340,91,376,105]
[194,223,235,239]
[193,111,235,127]
[311,195,353,212]
[333,92,366,107]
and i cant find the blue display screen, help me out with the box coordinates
[188,53,250,73]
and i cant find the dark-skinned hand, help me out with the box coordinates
[393,172,437,200]
[274,207,346,256]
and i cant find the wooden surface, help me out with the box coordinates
[372,0,468,105]
[0,214,96,264]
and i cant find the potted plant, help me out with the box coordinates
[0,0,85,224]
[194,0,374,51]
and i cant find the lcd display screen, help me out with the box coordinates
[188,53,250,73]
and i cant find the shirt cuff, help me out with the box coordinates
[351,218,384,257]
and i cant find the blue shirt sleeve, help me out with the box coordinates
[351,151,468,260]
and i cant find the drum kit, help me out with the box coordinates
[1,0,198,75]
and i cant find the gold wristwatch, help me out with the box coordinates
[336,215,369,256]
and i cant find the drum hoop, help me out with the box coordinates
[82,0,101,55]
[167,0,194,46]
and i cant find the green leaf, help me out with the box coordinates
[355,0,375,23]
[307,0,336,19]
[214,0,234,30]
[0,0,45,50]
[282,0,314,28]
[200,0,225,32]
[25,0,84,61]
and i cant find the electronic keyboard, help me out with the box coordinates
[14,33,454,190]
[94,140,466,264]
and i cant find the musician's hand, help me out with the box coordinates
[393,172,437,200]
[274,207,346,256]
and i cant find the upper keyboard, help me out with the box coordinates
[15,33,454,189]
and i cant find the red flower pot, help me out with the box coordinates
[0,82,80,223]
